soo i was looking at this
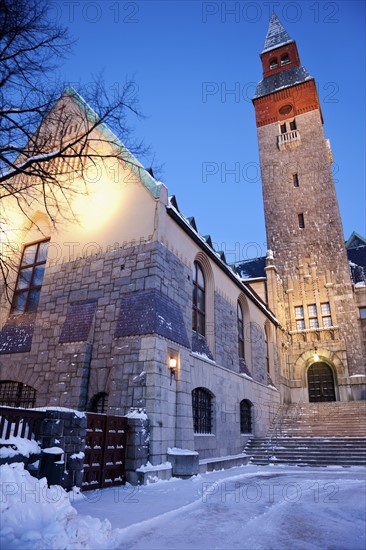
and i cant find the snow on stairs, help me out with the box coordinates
[245,401,366,467]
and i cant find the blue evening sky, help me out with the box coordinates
[54,0,365,263]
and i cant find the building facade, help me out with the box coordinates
[240,13,366,404]
[0,15,365,474]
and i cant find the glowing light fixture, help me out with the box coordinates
[313,348,319,362]
[169,357,177,369]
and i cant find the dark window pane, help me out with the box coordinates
[290,120,297,131]
[28,289,41,312]
[13,292,27,314]
[197,313,205,336]
[197,288,205,312]
[16,268,33,290]
[33,266,45,287]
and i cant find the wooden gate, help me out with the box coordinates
[82,413,128,490]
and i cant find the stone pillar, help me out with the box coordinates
[39,409,87,489]
[124,414,150,485]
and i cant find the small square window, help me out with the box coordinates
[309,318,319,329]
[360,307,366,319]
[296,319,305,330]
[308,304,317,317]
[321,303,331,315]
[295,306,304,318]
[323,316,332,328]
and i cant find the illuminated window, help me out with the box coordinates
[11,240,50,314]
[237,302,245,359]
[0,381,36,408]
[295,306,305,330]
[192,261,205,336]
[192,387,213,434]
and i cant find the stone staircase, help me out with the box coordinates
[244,401,366,467]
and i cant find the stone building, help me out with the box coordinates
[237,13,366,403]
[0,14,364,474]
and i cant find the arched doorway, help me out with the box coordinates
[307,363,336,402]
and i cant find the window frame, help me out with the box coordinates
[359,307,366,320]
[295,305,305,330]
[192,387,213,434]
[308,304,319,329]
[192,261,206,336]
[240,399,253,434]
[0,380,36,408]
[321,302,332,328]
[11,239,50,315]
[237,301,245,359]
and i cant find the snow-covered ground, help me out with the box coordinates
[1,462,365,549]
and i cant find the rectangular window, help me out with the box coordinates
[11,239,50,315]
[321,302,332,328]
[308,304,319,329]
[293,173,299,187]
[290,120,297,131]
[280,123,287,134]
[295,306,305,330]
[298,213,305,229]
[359,307,366,319]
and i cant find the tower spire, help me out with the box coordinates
[262,12,293,53]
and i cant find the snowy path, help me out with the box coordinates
[73,465,366,550]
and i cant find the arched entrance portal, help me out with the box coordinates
[307,363,336,402]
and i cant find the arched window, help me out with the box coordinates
[192,261,205,336]
[0,381,36,408]
[237,302,245,359]
[281,54,290,65]
[192,387,213,434]
[89,392,108,413]
[240,399,253,433]
[269,58,278,70]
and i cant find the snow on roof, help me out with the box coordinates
[254,66,313,99]
[167,198,279,326]
[262,13,294,53]
[64,86,163,200]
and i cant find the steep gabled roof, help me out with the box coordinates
[262,13,294,53]
[345,231,366,249]
[64,86,162,199]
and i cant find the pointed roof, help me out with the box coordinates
[262,13,294,53]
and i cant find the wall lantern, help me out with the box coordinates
[168,351,179,384]
[313,348,319,362]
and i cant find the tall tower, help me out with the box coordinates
[253,14,365,402]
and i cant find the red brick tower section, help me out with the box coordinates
[252,14,365,392]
